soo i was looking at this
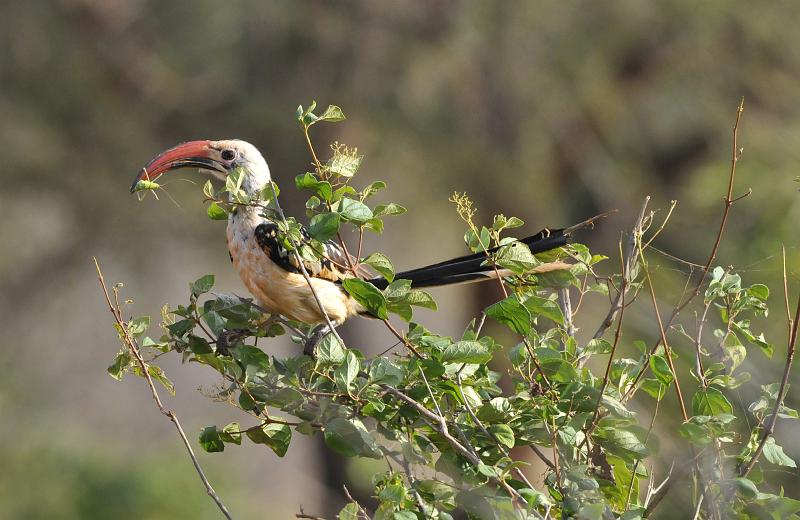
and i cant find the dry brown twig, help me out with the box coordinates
[637,99,748,516]
[590,196,651,344]
[93,258,234,520]
[739,247,799,477]
[624,99,748,399]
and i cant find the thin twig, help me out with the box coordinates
[343,485,371,519]
[381,386,528,505]
[623,100,747,401]
[402,428,431,519]
[94,258,234,520]
[739,258,800,477]
[558,288,575,342]
[456,373,552,477]
[584,238,630,438]
[640,247,689,421]
[591,197,650,342]
[625,100,746,396]
[296,508,327,520]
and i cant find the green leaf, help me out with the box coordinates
[246,423,292,457]
[259,182,280,204]
[318,105,346,122]
[732,321,773,358]
[317,333,346,364]
[369,357,404,386]
[489,424,515,448]
[748,284,770,300]
[385,279,411,299]
[309,212,341,242]
[363,218,384,234]
[199,426,225,453]
[495,241,540,274]
[361,180,386,199]
[338,503,360,520]
[441,340,492,364]
[584,338,612,355]
[649,354,674,385]
[202,179,215,198]
[387,302,413,321]
[763,437,797,468]
[225,168,245,196]
[405,290,437,310]
[692,387,733,416]
[392,512,416,520]
[260,387,305,409]
[127,316,150,339]
[328,150,363,178]
[334,350,360,392]
[477,397,511,422]
[486,296,531,336]
[188,335,213,355]
[190,274,215,297]
[203,311,225,335]
[373,203,407,217]
[338,198,373,224]
[639,379,666,400]
[298,100,318,126]
[363,252,395,283]
[595,426,649,461]
[147,365,175,395]
[220,422,242,445]
[523,294,564,324]
[295,172,333,201]
[167,318,195,337]
[108,350,131,380]
[324,417,381,458]
[342,278,388,319]
[492,214,524,233]
[464,226,491,253]
[679,421,713,446]
[207,202,228,220]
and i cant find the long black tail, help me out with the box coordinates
[366,214,607,290]
[367,228,567,290]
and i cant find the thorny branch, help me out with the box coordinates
[94,258,234,520]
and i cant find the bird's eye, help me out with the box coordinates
[221,149,236,161]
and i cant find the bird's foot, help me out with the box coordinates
[216,328,249,356]
[303,324,337,359]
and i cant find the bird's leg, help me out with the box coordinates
[303,322,340,358]
[216,328,248,356]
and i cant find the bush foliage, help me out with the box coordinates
[102,102,799,519]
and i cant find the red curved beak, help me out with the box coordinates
[131,140,222,192]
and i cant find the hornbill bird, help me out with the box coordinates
[132,139,588,332]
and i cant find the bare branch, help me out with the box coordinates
[94,258,234,520]
[624,99,747,400]
[591,196,650,342]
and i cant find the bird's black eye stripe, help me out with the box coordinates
[221,149,236,161]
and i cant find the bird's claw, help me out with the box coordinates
[216,328,249,356]
[304,325,334,359]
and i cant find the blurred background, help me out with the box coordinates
[3,1,800,518]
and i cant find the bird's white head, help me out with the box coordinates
[132,139,272,198]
